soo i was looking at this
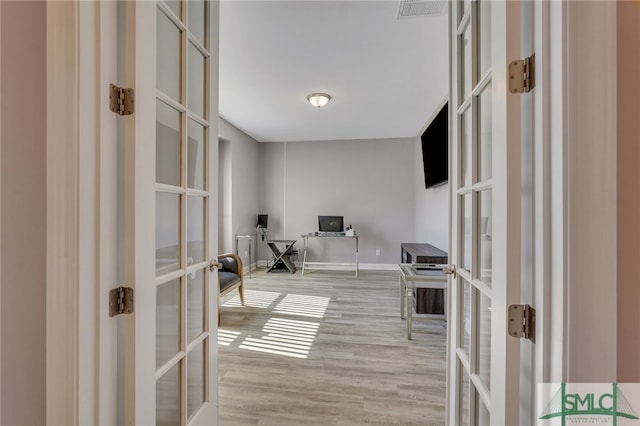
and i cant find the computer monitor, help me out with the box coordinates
[318,216,344,233]
[257,214,268,228]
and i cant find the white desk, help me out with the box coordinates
[398,263,448,340]
[301,233,359,278]
[235,234,257,278]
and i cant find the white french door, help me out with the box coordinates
[447,1,525,425]
[121,1,220,424]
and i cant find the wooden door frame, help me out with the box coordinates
[446,1,619,424]
[522,0,619,421]
[46,1,118,424]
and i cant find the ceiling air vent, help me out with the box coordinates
[397,0,448,19]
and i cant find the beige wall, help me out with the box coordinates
[617,1,640,382]
[218,118,261,266]
[259,138,415,265]
[414,134,449,252]
[1,1,47,424]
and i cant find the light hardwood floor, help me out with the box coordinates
[218,269,446,426]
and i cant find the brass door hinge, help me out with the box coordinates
[508,304,536,343]
[509,54,535,94]
[109,84,135,116]
[109,286,134,317]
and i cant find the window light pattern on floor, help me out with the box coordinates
[273,293,330,318]
[217,329,241,346]
[238,317,319,359]
[220,290,331,358]
[222,289,280,309]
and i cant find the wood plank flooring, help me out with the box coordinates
[218,269,446,426]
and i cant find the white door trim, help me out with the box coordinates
[0,2,3,420]
[536,0,618,388]
[46,2,80,424]
[547,0,569,384]
[47,1,117,424]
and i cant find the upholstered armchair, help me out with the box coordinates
[217,253,245,324]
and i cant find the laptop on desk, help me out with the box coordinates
[318,215,345,236]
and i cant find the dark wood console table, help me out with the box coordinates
[400,243,448,314]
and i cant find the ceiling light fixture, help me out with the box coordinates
[307,93,331,108]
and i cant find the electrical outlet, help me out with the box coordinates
[244,251,248,258]
[376,249,381,256]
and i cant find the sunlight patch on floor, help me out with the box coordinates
[222,289,281,308]
[238,317,320,359]
[217,329,241,346]
[273,293,330,318]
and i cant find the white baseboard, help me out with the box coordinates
[299,262,399,272]
[359,263,400,271]
[252,260,399,272]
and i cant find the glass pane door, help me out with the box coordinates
[450,0,494,424]
[155,1,213,424]
[448,0,524,424]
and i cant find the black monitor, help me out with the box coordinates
[318,216,344,233]
[257,214,268,228]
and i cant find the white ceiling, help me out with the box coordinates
[218,1,448,143]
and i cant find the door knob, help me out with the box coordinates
[443,264,457,278]
[209,260,223,272]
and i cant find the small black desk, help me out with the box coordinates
[267,239,297,273]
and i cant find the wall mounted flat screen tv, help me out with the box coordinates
[421,103,448,188]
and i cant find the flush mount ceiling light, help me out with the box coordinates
[307,93,331,108]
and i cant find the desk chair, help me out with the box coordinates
[258,228,297,273]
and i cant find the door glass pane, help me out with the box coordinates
[163,0,181,20]
[187,269,205,343]
[156,279,180,368]
[461,280,471,357]
[156,362,181,426]
[156,192,181,276]
[479,85,492,181]
[461,193,472,271]
[461,23,472,101]
[188,0,206,46]
[456,1,464,25]
[187,119,205,190]
[479,190,492,287]
[479,0,491,77]
[460,363,470,426]
[188,42,205,118]
[463,0,470,16]
[156,100,181,186]
[187,196,205,265]
[478,290,491,391]
[478,394,491,426]
[461,109,472,187]
[157,9,181,101]
[187,341,205,419]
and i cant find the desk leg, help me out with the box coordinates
[355,236,359,278]
[248,237,252,279]
[399,275,405,319]
[302,237,308,276]
[407,282,413,340]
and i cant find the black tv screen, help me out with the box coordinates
[421,103,448,188]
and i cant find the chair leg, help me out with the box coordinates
[239,281,245,306]
[218,301,221,326]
